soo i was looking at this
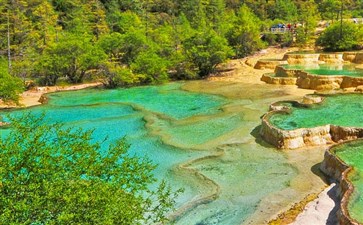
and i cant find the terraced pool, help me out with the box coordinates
[269,94,363,130]
[1,81,318,225]
[333,140,363,223]
[282,64,363,77]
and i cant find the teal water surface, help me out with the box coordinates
[282,64,363,77]
[0,83,226,182]
[270,94,363,130]
[0,82,301,224]
[334,140,363,223]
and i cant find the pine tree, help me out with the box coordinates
[296,0,320,44]
[227,4,265,57]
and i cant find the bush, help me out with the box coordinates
[295,26,309,45]
[262,33,279,45]
[0,114,181,224]
[101,62,145,88]
[168,52,198,80]
[227,5,265,57]
[131,51,169,83]
[0,59,24,103]
[316,22,363,51]
[37,33,107,85]
[183,31,233,77]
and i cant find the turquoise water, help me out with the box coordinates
[0,83,226,180]
[46,84,224,120]
[0,82,312,224]
[270,94,363,130]
[334,140,363,223]
[282,64,363,77]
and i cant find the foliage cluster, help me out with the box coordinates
[317,22,363,51]
[0,58,23,103]
[0,114,180,224]
[0,0,362,96]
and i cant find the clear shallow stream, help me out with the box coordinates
[0,81,326,225]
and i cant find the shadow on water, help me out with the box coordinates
[311,162,329,184]
[310,162,339,224]
[326,183,340,225]
[250,125,276,148]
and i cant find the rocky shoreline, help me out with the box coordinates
[320,140,363,225]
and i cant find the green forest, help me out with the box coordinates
[1,0,363,102]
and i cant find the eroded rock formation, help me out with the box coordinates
[343,52,363,64]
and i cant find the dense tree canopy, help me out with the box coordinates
[0,0,362,96]
[0,114,180,224]
[227,5,265,57]
[0,0,362,222]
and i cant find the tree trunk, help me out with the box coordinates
[7,6,11,71]
[340,0,343,40]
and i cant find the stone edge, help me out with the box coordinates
[260,93,363,149]
[320,140,363,225]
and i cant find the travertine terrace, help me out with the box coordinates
[260,94,363,149]
[259,52,363,90]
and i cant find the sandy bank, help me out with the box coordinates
[0,82,102,109]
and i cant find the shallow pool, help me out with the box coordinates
[269,94,363,130]
[334,140,363,223]
[0,81,325,224]
[282,64,363,77]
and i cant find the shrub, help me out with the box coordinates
[316,22,363,51]
[0,59,24,103]
[0,114,181,224]
[101,62,144,88]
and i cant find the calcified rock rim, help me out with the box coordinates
[260,93,363,149]
[320,139,363,225]
[254,59,288,69]
[262,65,363,90]
[167,150,223,222]
[256,51,363,70]
[260,52,363,90]
[283,52,363,64]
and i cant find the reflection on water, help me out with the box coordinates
[0,81,326,225]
